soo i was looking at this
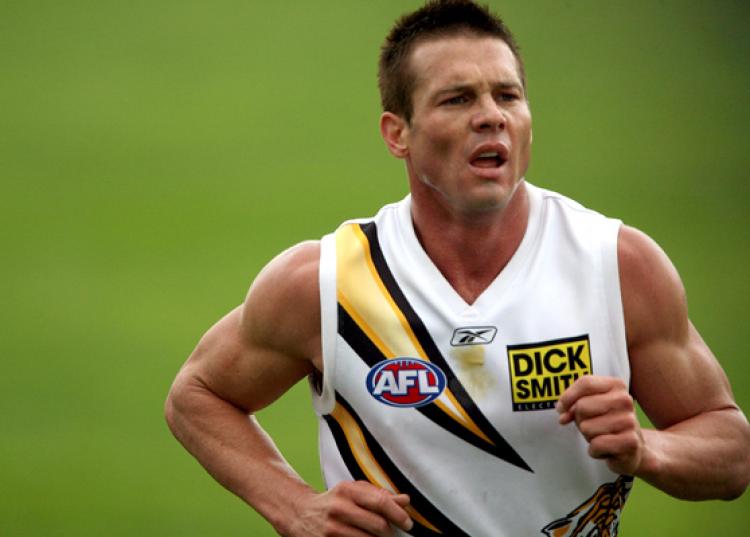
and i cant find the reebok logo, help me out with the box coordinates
[507,335,592,411]
[451,326,498,346]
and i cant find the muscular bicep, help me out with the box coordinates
[181,306,314,414]
[619,226,738,429]
[629,321,736,429]
[177,241,321,414]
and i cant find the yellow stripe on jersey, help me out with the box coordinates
[337,292,392,360]
[336,223,493,446]
[329,402,441,533]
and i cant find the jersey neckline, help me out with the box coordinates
[394,180,543,316]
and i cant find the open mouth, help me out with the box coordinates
[471,151,507,168]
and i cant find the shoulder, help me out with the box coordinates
[246,240,320,301]
[617,225,687,350]
[532,183,603,218]
[530,184,617,241]
[241,240,321,362]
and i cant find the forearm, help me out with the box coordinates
[164,379,315,534]
[637,408,750,500]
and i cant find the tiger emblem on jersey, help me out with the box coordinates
[541,475,634,536]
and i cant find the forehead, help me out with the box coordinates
[408,35,522,98]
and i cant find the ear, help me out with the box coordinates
[380,112,409,158]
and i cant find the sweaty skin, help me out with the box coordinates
[166,33,750,537]
[381,36,532,304]
[557,226,750,500]
[165,241,414,536]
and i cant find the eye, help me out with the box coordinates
[499,92,519,102]
[443,94,469,105]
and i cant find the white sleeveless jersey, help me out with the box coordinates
[310,182,633,537]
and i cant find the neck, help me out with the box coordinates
[410,183,530,305]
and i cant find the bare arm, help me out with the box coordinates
[557,225,750,500]
[164,241,412,536]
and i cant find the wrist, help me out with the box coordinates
[270,484,318,537]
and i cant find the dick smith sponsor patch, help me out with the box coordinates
[507,335,592,411]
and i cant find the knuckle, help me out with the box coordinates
[340,480,357,492]
[373,487,390,509]
[574,402,593,421]
[623,433,640,451]
[571,399,586,416]
[373,517,390,534]
[578,420,593,438]
[322,521,338,537]
[610,411,634,432]
[622,436,636,450]
[327,498,345,517]
[587,441,602,458]
[616,391,634,409]
[589,435,613,456]
[608,416,624,432]
[612,377,628,390]
[623,412,638,429]
[331,482,348,496]
[334,480,359,498]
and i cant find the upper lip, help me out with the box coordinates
[469,142,510,164]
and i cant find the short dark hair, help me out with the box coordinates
[378,0,525,123]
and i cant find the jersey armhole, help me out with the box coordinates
[601,219,631,385]
[309,231,336,415]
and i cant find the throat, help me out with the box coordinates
[417,223,524,304]
[410,183,530,305]
[447,270,499,305]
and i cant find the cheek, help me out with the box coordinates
[519,131,532,156]
[514,122,533,160]
[517,136,532,175]
[414,137,457,188]
[431,136,455,160]
[411,117,459,155]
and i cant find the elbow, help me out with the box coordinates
[164,373,191,438]
[722,421,750,500]
[164,388,178,433]
[722,488,746,502]
[721,473,749,501]
[164,385,180,436]
[725,458,750,501]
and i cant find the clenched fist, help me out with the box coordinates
[557,375,644,476]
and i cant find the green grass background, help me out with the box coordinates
[2,1,748,535]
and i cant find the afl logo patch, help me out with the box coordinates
[366,358,446,408]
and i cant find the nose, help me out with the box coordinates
[471,95,505,132]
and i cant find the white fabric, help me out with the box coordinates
[311,182,631,536]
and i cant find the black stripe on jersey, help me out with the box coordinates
[325,393,472,537]
[338,303,381,367]
[323,408,368,484]
[339,281,530,472]
[359,222,532,473]
[340,302,526,464]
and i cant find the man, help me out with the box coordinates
[165,1,750,535]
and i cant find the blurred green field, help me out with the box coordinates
[1,1,748,535]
